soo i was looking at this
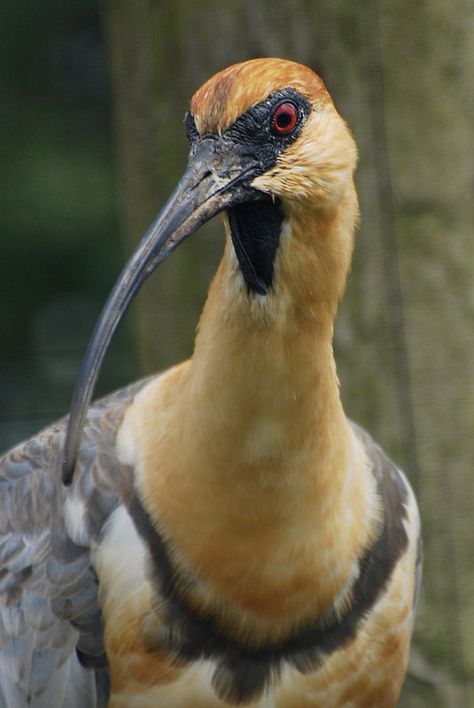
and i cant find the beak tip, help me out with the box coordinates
[61,455,74,486]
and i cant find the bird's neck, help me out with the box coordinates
[184,189,357,470]
[188,253,345,479]
[124,186,378,639]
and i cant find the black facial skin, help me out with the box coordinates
[227,197,283,295]
[185,89,311,294]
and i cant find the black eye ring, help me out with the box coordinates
[271,102,298,135]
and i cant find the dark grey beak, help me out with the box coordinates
[62,137,261,484]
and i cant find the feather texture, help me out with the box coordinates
[0,380,148,707]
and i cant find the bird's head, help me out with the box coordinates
[190,57,357,207]
[63,58,358,484]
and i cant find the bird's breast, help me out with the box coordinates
[116,365,378,639]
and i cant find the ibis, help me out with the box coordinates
[0,58,422,707]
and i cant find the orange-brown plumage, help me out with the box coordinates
[191,58,331,136]
[0,58,421,708]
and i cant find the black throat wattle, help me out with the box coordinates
[227,197,283,295]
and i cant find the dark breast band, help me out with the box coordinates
[126,426,410,704]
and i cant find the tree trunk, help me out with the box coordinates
[103,1,474,704]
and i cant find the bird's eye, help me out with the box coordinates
[271,102,298,135]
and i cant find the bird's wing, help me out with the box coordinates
[350,420,422,610]
[0,377,150,708]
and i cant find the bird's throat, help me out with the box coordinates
[227,196,283,295]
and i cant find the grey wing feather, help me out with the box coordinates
[0,378,150,708]
[350,420,423,608]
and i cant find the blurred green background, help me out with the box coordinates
[0,0,137,449]
[1,0,473,704]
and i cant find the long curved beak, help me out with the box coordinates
[62,137,261,484]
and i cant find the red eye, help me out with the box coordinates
[272,102,298,134]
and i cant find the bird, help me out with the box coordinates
[0,58,422,707]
